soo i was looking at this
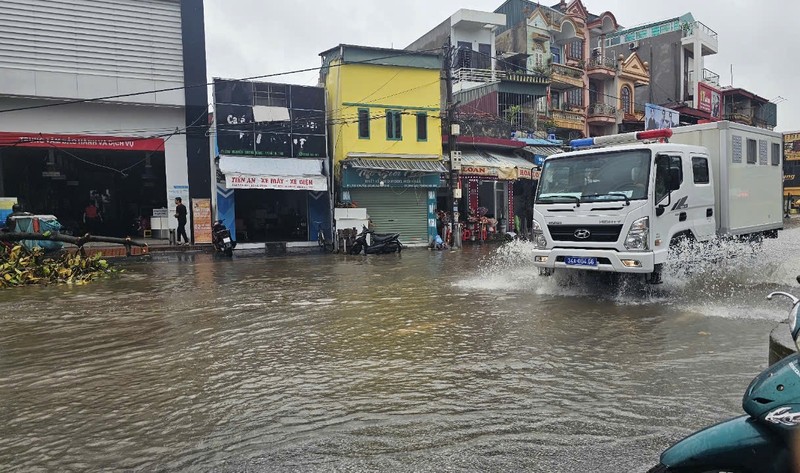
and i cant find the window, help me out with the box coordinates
[746,138,757,164]
[386,110,402,140]
[772,143,782,166]
[416,113,427,141]
[456,41,472,69]
[655,155,682,203]
[477,43,492,70]
[357,109,370,139]
[692,157,709,184]
[567,88,583,108]
[620,86,632,114]
[254,83,287,107]
[568,40,583,60]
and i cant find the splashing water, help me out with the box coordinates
[457,225,800,320]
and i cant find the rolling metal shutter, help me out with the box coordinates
[349,188,428,244]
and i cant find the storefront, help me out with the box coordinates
[341,158,444,246]
[0,131,173,238]
[216,156,328,242]
[458,149,537,241]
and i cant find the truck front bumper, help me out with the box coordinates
[532,248,656,274]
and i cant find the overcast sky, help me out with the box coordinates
[204,0,798,132]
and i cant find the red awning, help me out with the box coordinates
[0,132,166,152]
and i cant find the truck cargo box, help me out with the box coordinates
[669,121,783,236]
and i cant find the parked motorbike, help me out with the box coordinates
[648,278,800,473]
[349,226,402,255]
[212,220,235,256]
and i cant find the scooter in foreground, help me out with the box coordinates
[211,220,235,256]
[349,225,402,255]
[648,279,800,473]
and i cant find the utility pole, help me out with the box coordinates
[443,39,462,248]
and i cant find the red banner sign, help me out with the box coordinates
[0,132,166,152]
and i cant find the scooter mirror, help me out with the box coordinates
[767,291,800,346]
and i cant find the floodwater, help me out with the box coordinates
[2,227,800,472]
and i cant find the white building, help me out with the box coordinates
[0,0,209,241]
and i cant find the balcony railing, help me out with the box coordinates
[550,63,584,89]
[453,67,549,85]
[551,109,586,131]
[587,55,617,71]
[587,103,617,117]
[682,21,718,40]
[702,68,720,86]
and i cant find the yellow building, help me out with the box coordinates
[320,45,444,245]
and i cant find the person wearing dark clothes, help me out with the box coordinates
[4,204,29,232]
[174,197,189,245]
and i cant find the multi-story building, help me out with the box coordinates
[0,0,209,241]
[494,0,650,139]
[783,131,800,201]
[721,87,778,131]
[319,45,444,246]
[407,9,549,234]
[211,79,330,246]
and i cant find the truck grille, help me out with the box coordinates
[548,224,623,243]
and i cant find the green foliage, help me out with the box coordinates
[0,245,116,288]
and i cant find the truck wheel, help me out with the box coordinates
[646,264,663,284]
[539,268,554,277]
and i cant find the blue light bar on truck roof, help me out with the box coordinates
[570,129,674,148]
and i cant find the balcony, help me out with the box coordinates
[551,109,586,131]
[702,68,720,86]
[453,68,550,89]
[586,56,617,80]
[681,20,718,55]
[550,63,584,90]
[587,103,617,124]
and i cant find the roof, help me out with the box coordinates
[719,87,771,104]
[524,145,564,156]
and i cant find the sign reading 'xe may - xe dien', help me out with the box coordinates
[225,174,327,191]
[0,132,166,152]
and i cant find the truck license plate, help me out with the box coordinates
[565,256,598,267]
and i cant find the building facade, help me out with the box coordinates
[493,0,649,139]
[0,0,209,241]
[320,45,444,245]
[211,80,331,245]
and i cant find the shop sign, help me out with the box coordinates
[342,168,440,188]
[697,82,722,119]
[0,132,165,152]
[225,174,327,191]
[461,165,497,177]
[192,199,213,244]
[518,167,533,179]
[532,170,541,180]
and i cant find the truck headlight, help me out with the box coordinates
[624,217,649,251]
[533,220,547,249]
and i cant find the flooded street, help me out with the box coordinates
[3,228,800,472]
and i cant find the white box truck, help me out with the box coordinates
[531,121,783,283]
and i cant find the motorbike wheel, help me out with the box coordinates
[349,243,363,255]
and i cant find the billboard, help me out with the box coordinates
[645,104,679,130]
[213,80,327,158]
[697,82,722,119]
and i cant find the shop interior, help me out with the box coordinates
[233,189,309,242]
[0,147,166,237]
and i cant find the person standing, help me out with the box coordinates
[174,197,189,245]
[83,201,102,235]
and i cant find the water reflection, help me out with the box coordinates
[1,228,798,471]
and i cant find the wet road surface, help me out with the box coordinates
[2,228,800,472]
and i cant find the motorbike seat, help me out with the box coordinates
[371,232,399,243]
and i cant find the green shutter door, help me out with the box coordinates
[349,188,428,245]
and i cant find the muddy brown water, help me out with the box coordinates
[2,229,800,472]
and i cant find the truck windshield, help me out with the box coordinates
[537,149,651,204]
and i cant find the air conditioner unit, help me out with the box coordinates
[629,41,639,50]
